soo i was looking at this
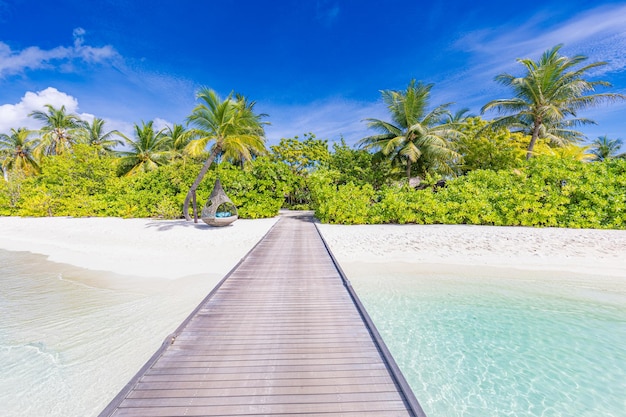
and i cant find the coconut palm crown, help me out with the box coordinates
[29,104,86,157]
[359,79,460,180]
[481,45,626,160]
[182,87,268,221]
[116,121,170,176]
[76,117,125,156]
[590,135,624,161]
[0,127,40,179]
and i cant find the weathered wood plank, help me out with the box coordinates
[130,382,400,397]
[121,391,405,407]
[140,368,395,381]
[111,399,410,416]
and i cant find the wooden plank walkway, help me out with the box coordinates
[99,213,426,417]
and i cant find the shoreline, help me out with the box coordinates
[0,216,624,286]
[0,216,280,280]
[316,223,626,280]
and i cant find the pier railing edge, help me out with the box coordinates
[313,220,428,417]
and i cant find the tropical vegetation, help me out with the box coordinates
[1,45,625,229]
[182,88,268,221]
[359,80,460,181]
[481,45,625,160]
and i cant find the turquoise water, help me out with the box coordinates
[348,264,626,417]
[2,248,625,417]
[0,249,220,417]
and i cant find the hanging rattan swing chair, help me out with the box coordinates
[201,178,238,227]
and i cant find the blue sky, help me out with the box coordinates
[1,0,625,148]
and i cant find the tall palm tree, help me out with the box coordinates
[76,117,125,155]
[590,135,624,161]
[116,121,170,176]
[359,79,460,181]
[0,128,40,180]
[183,88,268,221]
[162,123,198,159]
[29,104,86,157]
[481,45,625,160]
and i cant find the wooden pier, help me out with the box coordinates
[99,213,426,417]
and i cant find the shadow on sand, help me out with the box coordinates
[144,210,316,232]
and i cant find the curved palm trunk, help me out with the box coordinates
[183,147,221,221]
[526,121,542,160]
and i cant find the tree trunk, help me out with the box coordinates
[183,148,220,221]
[526,122,542,160]
[406,159,412,183]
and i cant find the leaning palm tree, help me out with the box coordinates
[29,104,86,157]
[182,88,268,221]
[589,135,624,161]
[481,45,625,160]
[76,117,125,155]
[116,121,171,176]
[0,127,40,180]
[359,79,460,181]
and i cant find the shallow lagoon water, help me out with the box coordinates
[0,249,220,417]
[2,249,625,417]
[345,263,626,417]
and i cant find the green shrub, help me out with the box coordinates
[309,156,626,229]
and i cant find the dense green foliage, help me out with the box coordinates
[453,117,526,173]
[0,147,291,219]
[1,134,624,229]
[310,157,626,229]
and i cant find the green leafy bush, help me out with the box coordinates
[311,157,626,229]
[0,149,294,220]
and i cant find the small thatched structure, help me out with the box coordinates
[201,179,238,227]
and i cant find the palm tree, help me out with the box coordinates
[481,45,625,160]
[76,117,125,155]
[29,104,86,157]
[162,124,198,159]
[183,88,268,221]
[359,79,460,181]
[589,135,624,161]
[446,108,474,125]
[0,128,40,180]
[116,121,171,176]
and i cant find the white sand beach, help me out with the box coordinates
[1,215,624,281]
[0,216,280,280]
[319,224,626,294]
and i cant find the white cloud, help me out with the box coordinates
[0,28,120,78]
[153,117,173,132]
[455,4,626,77]
[0,87,132,140]
[106,119,134,142]
[0,87,79,133]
